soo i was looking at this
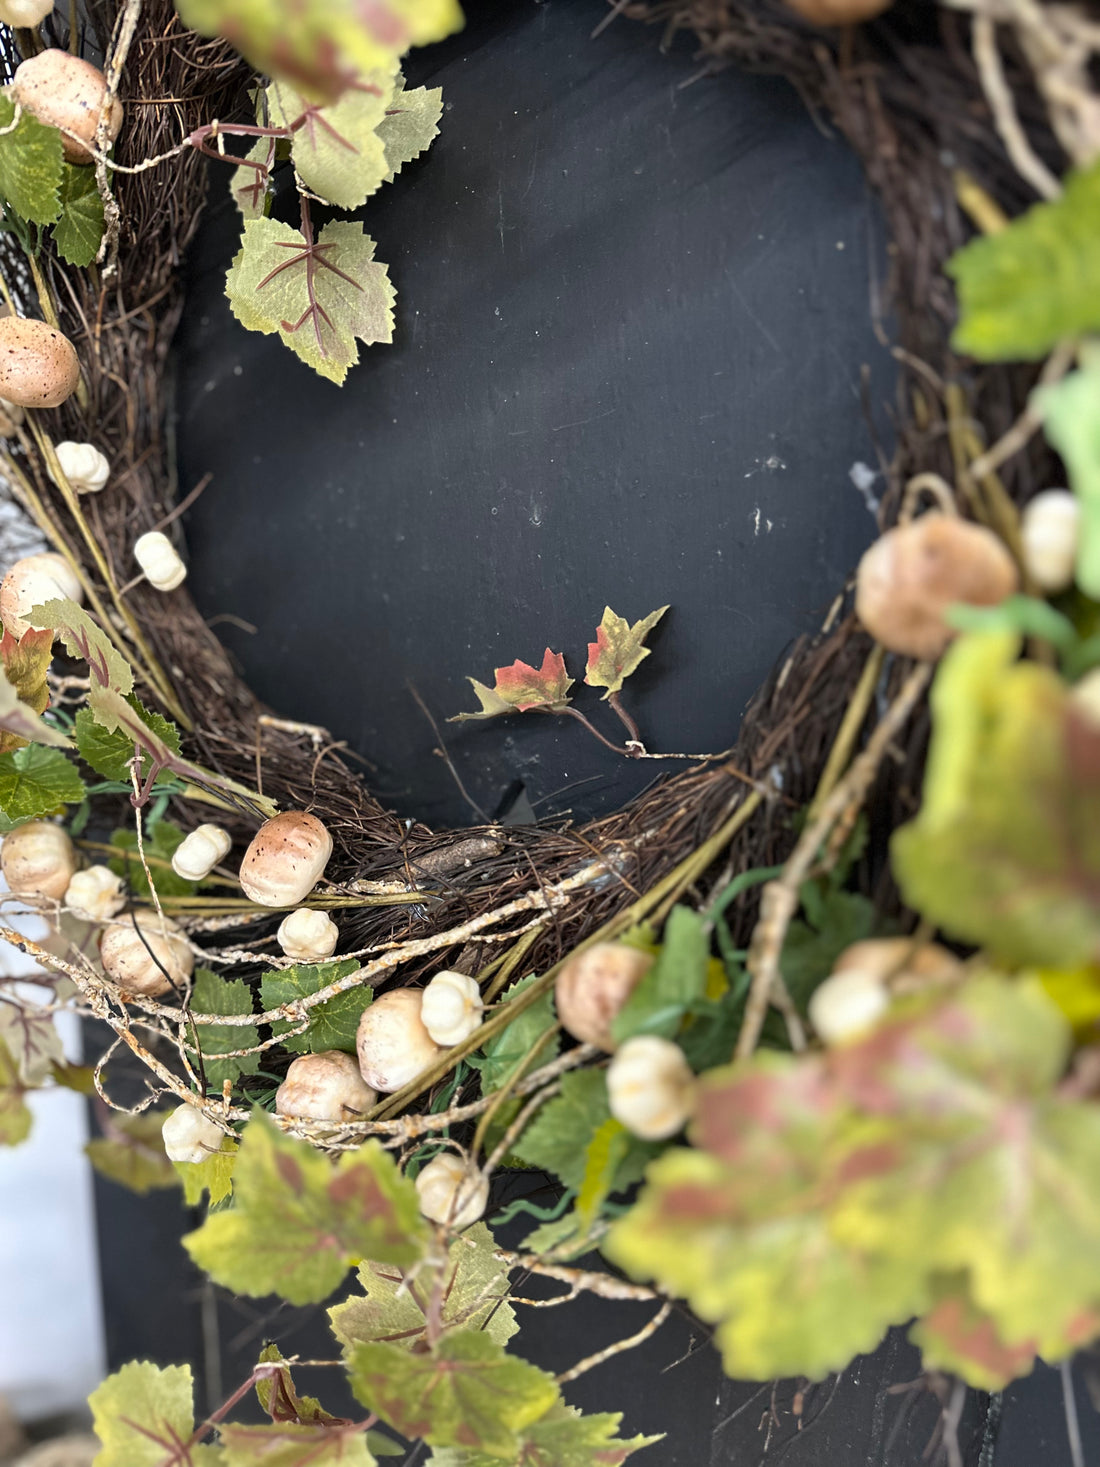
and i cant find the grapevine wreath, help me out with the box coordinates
[1,0,1099,1462]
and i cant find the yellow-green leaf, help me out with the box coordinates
[585,605,669,699]
[270,73,394,210]
[0,92,63,225]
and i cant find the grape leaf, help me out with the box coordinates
[260,958,369,1054]
[231,137,277,220]
[0,93,63,225]
[428,1401,661,1467]
[329,1220,517,1351]
[174,0,462,103]
[909,1279,1060,1393]
[0,650,71,752]
[585,605,669,699]
[109,819,198,900]
[219,1420,374,1466]
[513,1069,655,1196]
[0,994,63,1084]
[346,1331,557,1459]
[192,968,260,1090]
[0,626,52,756]
[450,649,573,723]
[377,78,443,183]
[468,973,559,1093]
[0,1035,32,1146]
[53,162,105,267]
[226,217,395,384]
[270,73,394,210]
[779,886,876,1012]
[175,1140,238,1207]
[1037,359,1100,599]
[947,158,1100,361]
[607,975,1100,1384]
[612,904,708,1044]
[86,1111,178,1194]
[89,1360,220,1467]
[27,597,134,696]
[255,1344,345,1427]
[74,699,181,785]
[892,630,1100,968]
[0,745,84,820]
[184,1110,426,1305]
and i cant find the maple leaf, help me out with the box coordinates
[449,649,573,722]
[585,606,669,700]
[270,72,395,210]
[174,0,462,104]
[227,216,395,384]
[184,1110,426,1305]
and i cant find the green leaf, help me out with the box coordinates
[226,216,395,385]
[612,905,708,1043]
[190,969,260,1090]
[909,1278,1056,1393]
[469,973,559,1093]
[174,0,462,103]
[0,625,53,756]
[0,1035,32,1146]
[254,1344,343,1427]
[892,630,1100,968]
[427,1401,661,1466]
[329,1220,517,1351]
[449,650,573,723]
[346,1331,557,1459]
[0,745,84,820]
[0,92,63,225]
[513,1069,655,1196]
[585,605,669,699]
[183,1110,426,1305]
[260,958,369,1054]
[575,1117,628,1231]
[75,699,181,785]
[53,163,105,266]
[230,136,277,220]
[607,975,1100,1384]
[0,643,72,753]
[779,886,876,1011]
[89,1361,219,1467]
[948,158,1100,361]
[26,598,134,697]
[1038,359,1100,599]
[175,1141,237,1207]
[0,994,63,1085]
[377,78,443,183]
[109,819,198,899]
[219,1421,375,1466]
[85,1111,178,1194]
[270,73,393,210]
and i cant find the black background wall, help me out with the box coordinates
[88,0,1100,1461]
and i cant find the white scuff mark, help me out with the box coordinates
[752,507,774,537]
[849,460,881,515]
[743,454,787,479]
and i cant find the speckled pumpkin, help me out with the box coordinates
[11,48,123,164]
[238,810,333,907]
[0,317,80,408]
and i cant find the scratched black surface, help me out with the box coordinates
[174,0,891,829]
